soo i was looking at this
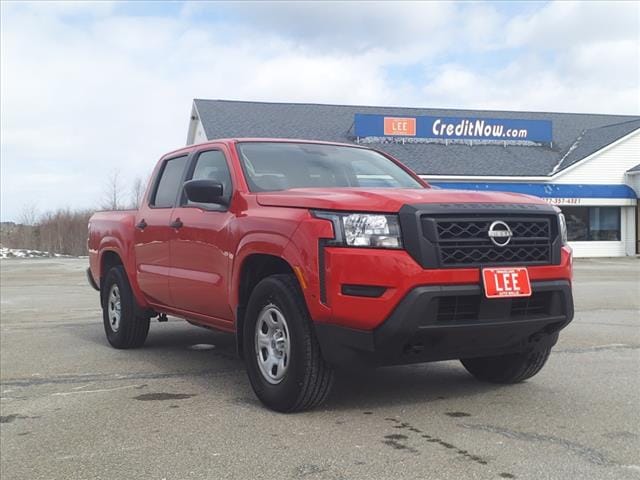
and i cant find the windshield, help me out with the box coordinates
[236,142,424,192]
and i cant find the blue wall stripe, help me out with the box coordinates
[430,182,637,199]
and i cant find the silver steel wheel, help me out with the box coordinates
[107,284,122,333]
[255,304,291,384]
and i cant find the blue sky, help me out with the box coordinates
[1,1,638,221]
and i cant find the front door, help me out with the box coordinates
[168,148,235,324]
[134,154,189,307]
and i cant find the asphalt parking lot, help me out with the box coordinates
[0,258,638,480]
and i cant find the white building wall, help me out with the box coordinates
[553,130,639,257]
[624,206,637,256]
[553,129,640,184]
[626,173,640,196]
[190,119,208,145]
[570,241,627,257]
[186,102,209,145]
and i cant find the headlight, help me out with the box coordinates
[558,212,568,245]
[313,211,403,249]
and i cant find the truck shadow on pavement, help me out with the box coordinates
[74,319,510,412]
[326,365,501,412]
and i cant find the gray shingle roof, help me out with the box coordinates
[627,163,640,173]
[193,99,640,176]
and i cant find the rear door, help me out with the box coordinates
[168,147,235,323]
[134,154,189,306]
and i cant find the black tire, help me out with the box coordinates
[461,347,552,384]
[102,266,150,349]
[243,274,334,412]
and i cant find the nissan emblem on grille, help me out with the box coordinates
[488,221,513,247]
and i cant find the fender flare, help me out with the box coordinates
[231,232,296,310]
[98,238,149,310]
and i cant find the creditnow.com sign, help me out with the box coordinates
[354,113,553,143]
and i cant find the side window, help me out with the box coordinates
[151,155,188,208]
[186,150,233,205]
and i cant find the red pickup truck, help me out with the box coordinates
[88,139,574,412]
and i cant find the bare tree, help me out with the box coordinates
[3,206,93,256]
[19,203,39,225]
[38,208,93,256]
[102,169,125,210]
[13,203,40,249]
[130,176,146,209]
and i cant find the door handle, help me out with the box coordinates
[136,219,147,230]
[170,218,183,229]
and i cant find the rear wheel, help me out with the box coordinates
[102,266,150,349]
[461,347,552,384]
[243,274,334,412]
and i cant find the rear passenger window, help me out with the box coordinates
[152,156,188,208]
[187,150,233,205]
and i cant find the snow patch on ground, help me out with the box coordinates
[0,247,72,259]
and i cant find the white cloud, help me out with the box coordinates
[1,1,116,18]
[1,1,638,221]
[506,1,638,48]
[183,1,459,55]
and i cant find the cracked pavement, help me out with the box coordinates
[1,257,639,479]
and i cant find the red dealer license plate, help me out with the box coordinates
[482,267,532,298]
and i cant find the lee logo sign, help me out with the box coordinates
[383,117,416,136]
[482,267,532,298]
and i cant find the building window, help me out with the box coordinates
[561,206,621,241]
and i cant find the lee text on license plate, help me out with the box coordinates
[482,267,532,298]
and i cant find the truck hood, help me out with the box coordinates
[256,187,546,212]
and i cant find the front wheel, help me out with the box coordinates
[102,266,150,349]
[461,347,552,384]
[243,274,334,412]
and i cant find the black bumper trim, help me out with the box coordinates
[341,284,387,298]
[314,280,573,368]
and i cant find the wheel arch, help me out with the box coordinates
[99,248,153,317]
[100,250,123,284]
[235,253,296,359]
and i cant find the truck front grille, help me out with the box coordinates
[511,291,552,318]
[436,295,481,322]
[434,291,556,324]
[398,203,561,269]
[428,216,552,267]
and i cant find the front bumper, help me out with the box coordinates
[314,245,572,329]
[314,280,573,368]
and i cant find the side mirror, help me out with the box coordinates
[184,179,225,204]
